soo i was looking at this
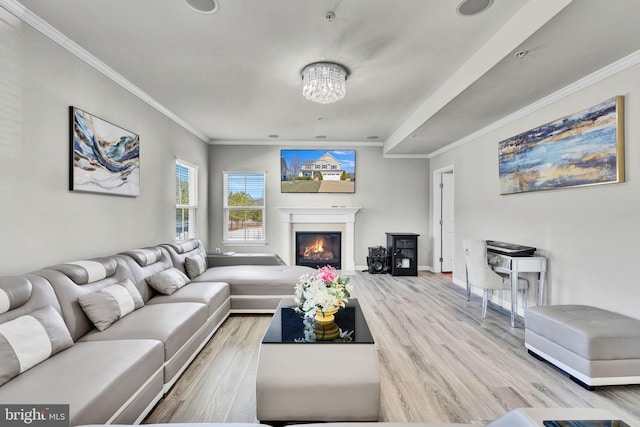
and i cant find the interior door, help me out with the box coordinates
[440,172,454,272]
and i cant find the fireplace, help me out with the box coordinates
[296,231,341,269]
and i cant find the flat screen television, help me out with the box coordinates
[280,149,356,193]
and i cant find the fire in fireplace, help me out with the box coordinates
[295,231,341,269]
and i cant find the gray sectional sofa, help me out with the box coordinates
[0,239,315,426]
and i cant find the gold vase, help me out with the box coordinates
[315,306,340,324]
[313,322,340,340]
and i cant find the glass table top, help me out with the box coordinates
[262,298,374,344]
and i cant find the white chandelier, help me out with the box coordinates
[301,62,348,104]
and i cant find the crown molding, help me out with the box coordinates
[383,154,430,159]
[428,48,640,159]
[0,0,210,142]
[209,139,384,147]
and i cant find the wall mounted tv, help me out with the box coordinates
[280,149,356,193]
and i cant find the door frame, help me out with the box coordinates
[432,164,454,273]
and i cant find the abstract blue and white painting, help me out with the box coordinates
[499,96,624,195]
[71,107,140,197]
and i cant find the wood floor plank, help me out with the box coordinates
[145,272,640,425]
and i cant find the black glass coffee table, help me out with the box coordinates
[256,298,380,423]
[262,297,374,344]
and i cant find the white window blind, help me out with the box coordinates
[176,160,198,240]
[223,172,266,244]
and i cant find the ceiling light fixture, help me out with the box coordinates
[457,0,493,16]
[185,0,219,14]
[301,62,349,104]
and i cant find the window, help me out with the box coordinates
[176,160,198,240]
[223,172,266,244]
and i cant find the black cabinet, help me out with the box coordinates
[386,233,419,276]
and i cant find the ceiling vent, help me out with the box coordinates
[457,0,493,16]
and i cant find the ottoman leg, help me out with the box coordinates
[569,375,596,391]
[527,349,544,361]
[528,349,596,391]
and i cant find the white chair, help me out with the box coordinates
[462,238,529,319]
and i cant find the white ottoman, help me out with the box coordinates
[525,305,640,388]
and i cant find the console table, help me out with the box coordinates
[255,298,380,423]
[488,252,547,327]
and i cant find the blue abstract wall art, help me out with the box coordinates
[498,96,624,195]
[70,107,140,197]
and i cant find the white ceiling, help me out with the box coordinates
[8,0,640,155]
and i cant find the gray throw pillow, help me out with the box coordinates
[184,255,206,279]
[78,279,144,332]
[0,305,74,386]
[146,268,191,295]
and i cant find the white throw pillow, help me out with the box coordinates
[0,305,74,386]
[78,279,144,331]
[146,268,191,295]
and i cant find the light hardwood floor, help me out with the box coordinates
[144,272,640,426]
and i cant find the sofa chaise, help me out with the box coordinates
[0,239,315,426]
[162,239,314,312]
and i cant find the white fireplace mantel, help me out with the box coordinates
[278,207,361,272]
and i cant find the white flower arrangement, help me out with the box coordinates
[293,265,352,317]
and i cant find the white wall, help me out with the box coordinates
[0,11,208,274]
[208,145,430,268]
[429,62,640,319]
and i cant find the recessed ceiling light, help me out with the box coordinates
[185,0,219,14]
[315,135,327,139]
[515,50,529,58]
[457,0,493,16]
[366,136,379,140]
[317,117,328,121]
[268,134,279,139]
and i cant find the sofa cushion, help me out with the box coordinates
[34,260,139,342]
[147,282,230,318]
[117,249,174,303]
[146,268,191,295]
[78,279,145,331]
[185,255,206,279]
[53,258,118,285]
[78,302,207,363]
[0,276,32,314]
[194,265,316,295]
[119,247,163,267]
[165,239,199,254]
[161,239,207,275]
[0,305,73,386]
[0,339,164,426]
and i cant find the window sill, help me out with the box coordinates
[222,241,268,247]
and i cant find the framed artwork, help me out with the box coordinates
[498,96,624,195]
[70,106,140,197]
[281,149,356,193]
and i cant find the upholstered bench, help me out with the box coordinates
[525,305,640,388]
